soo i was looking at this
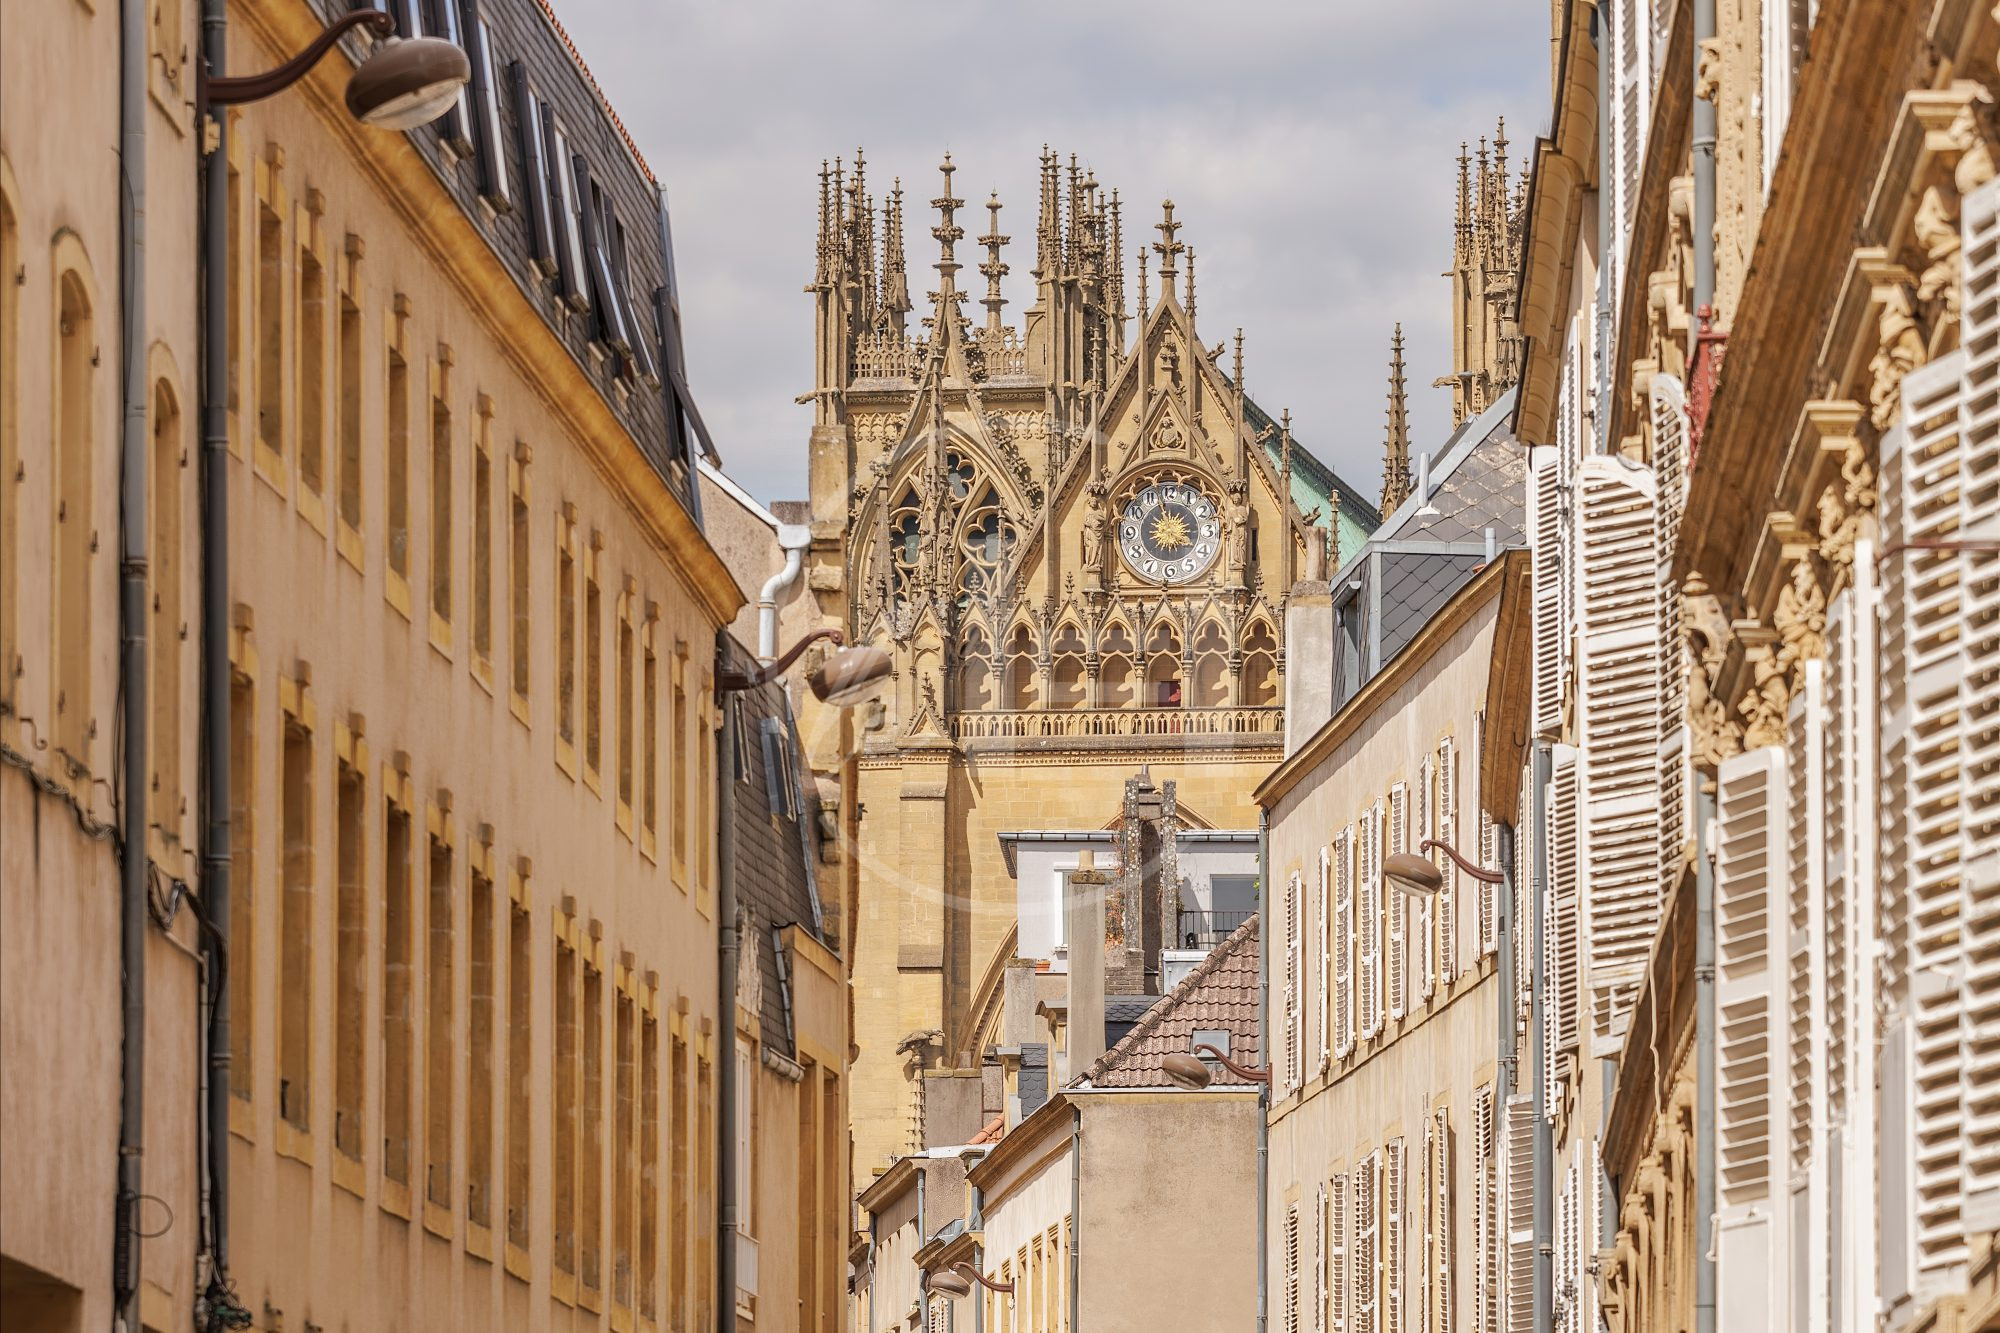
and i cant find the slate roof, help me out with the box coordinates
[1083,914,1261,1089]
[722,638,831,1058]
[1325,390,1526,706]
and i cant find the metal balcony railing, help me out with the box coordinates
[1178,908,1252,950]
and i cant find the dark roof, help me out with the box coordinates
[1241,393,1384,528]
[1085,914,1261,1088]
[1019,1044,1050,1118]
[723,638,830,1057]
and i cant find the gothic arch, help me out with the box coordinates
[1047,620,1087,709]
[1241,617,1279,705]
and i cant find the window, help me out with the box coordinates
[387,338,411,595]
[582,956,605,1297]
[473,405,494,672]
[796,1056,818,1331]
[617,596,635,818]
[640,1007,660,1320]
[384,787,415,1196]
[615,988,636,1311]
[337,287,362,554]
[506,887,532,1262]
[300,242,326,501]
[468,856,496,1233]
[558,512,578,756]
[735,1038,755,1239]
[641,618,659,849]
[279,697,313,1136]
[256,193,284,467]
[54,266,96,774]
[426,820,455,1213]
[584,549,603,781]
[696,1046,714,1329]
[431,363,455,642]
[822,1070,839,1331]
[0,188,17,707]
[226,155,243,444]
[554,931,578,1281]
[671,1028,690,1324]
[509,453,531,709]
[151,378,183,832]
[229,669,254,1102]
[335,745,366,1164]
[670,652,688,877]
[698,698,715,900]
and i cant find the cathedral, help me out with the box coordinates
[796,148,1382,1174]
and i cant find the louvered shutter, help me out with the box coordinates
[1439,737,1459,986]
[1320,847,1333,1077]
[1389,784,1409,1022]
[1317,1182,1329,1333]
[1576,453,1661,1056]
[1417,759,1436,1006]
[1331,1172,1351,1333]
[1473,713,1497,957]
[1473,1086,1497,1333]
[1652,374,1693,913]
[1786,661,1830,1333]
[1503,1095,1535,1333]
[1357,1152,1381,1333]
[1433,1106,1453,1333]
[1420,1118,1435,1333]
[1286,1201,1303,1333]
[1609,0,1650,274]
[1957,177,2000,1234]
[1715,745,1788,1333]
[1335,827,1355,1059]
[1385,1138,1405,1333]
[1288,871,1305,1095]
[1529,446,1565,738]
[1554,1161,1572,1333]
[1515,777,1533,1029]
[1360,804,1383,1041]
[1546,746,1582,1109]
[1884,347,1973,1294]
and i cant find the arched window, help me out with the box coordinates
[1003,623,1037,710]
[1189,619,1230,708]
[1144,621,1183,708]
[956,624,994,712]
[1242,619,1279,705]
[959,484,1016,604]
[1048,623,1086,709]
[54,262,97,775]
[889,488,921,610]
[153,374,185,833]
[1098,621,1135,708]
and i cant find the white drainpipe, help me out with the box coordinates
[758,524,813,665]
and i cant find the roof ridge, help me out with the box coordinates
[532,0,655,185]
[1082,911,1259,1085]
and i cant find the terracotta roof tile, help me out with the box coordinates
[968,1114,1006,1145]
[1084,914,1262,1088]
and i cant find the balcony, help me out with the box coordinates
[949,705,1284,751]
[1178,908,1253,951]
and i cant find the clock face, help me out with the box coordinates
[1118,481,1222,584]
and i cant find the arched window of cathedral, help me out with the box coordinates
[1047,623,1086,710]
[1098,621,1136,708]
[956,624,994,712]
[1143,622,1183,708]
[1002,623,1038,710]
[958,485,1016,604]
[1190,619,1230,709]
[944,450,975,501]
[889,488,922,609]
[1242,619,1279,705]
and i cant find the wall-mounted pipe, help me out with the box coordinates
[758,524,811,665]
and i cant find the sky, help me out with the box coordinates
[556,1,1556,508]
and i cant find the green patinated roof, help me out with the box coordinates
[1238,394,1383,562]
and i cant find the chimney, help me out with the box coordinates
[1065,849,1109,1077]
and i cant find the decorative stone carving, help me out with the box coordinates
[1868,284,1928,429]
[1773,559,1827,679]
[1737,642,1788,749]
[1683,578,1742,767]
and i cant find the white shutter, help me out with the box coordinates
[1652,374,1693,915]
[1385,1137,1405,1333]
[1357,1152,1382,1333]
[1433,1106,1453,1333]
[1473,1086,1497,1333]
[1473,713,1497,957]
[1288,871,1305,1095]
[1331,1172,1351,1333]
[1502,1094,1535,1333]
[1335,827,1355,1060]
[1785,661,1829,1333]
[1420,1118,1435,1333]
[1515,776,1533,1030]
[1417,759,1436,1006]
[1546,746,1582,1110]
[1320,847,1333,1077]
[1609,0,1650,275]
[1576,453,1661,1055]
[1554,1160,1572,1333]
[1439,737,1459,986]
[1715,745,1788,1333]
[1389,783,1409,1022]
[1529,445,1565,738]
[1360,804,1383,1042]
[1317,1183,1329,1333]
[1287,1200,1303,1333]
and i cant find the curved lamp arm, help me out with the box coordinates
[952,1262,1015,1294]
[1418,837,1506,884]
[1192,1042,1272,1085]
[202,10,396,110]
[716,627,844,695]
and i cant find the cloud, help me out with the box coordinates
[556,0,1552,505]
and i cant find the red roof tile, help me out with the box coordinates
[1085,914,1261,1088]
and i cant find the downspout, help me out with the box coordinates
[198,0,237,1310]
[1256,806,1271,1333]
[916,1163,929,1327]
[1496,822,1517,1106]
[1530,742,1553,1333]
[1694,778,1718,1333]
[758,524,811,666]
[116,0,151,1314]
[715,644,740,1333]
[1692,0,1718,352]
[1068,1105,1081,1333]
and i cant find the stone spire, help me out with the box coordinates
[881,178,910,329]
[979,191,1009,335]
[1381,324,1413,513]
[927,153,968,349]
[1152,199,1184,297]
[1437,118,1525,426]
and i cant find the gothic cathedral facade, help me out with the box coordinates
[799,151,1378,1173]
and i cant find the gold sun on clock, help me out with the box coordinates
[1118,480,1222,584]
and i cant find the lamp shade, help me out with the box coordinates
[1383,851,1445,897]
[346,36,471,130]
[808,644,894,707]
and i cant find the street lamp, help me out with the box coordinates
[1383,838,1505,898]
[716,626,894,706]
[932,1261,1015,1298]
[1162,1041,1272,1091]
[200,10,469,126]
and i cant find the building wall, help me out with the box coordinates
[976,1121,1074,1333]
[1264,592,1505,1333]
